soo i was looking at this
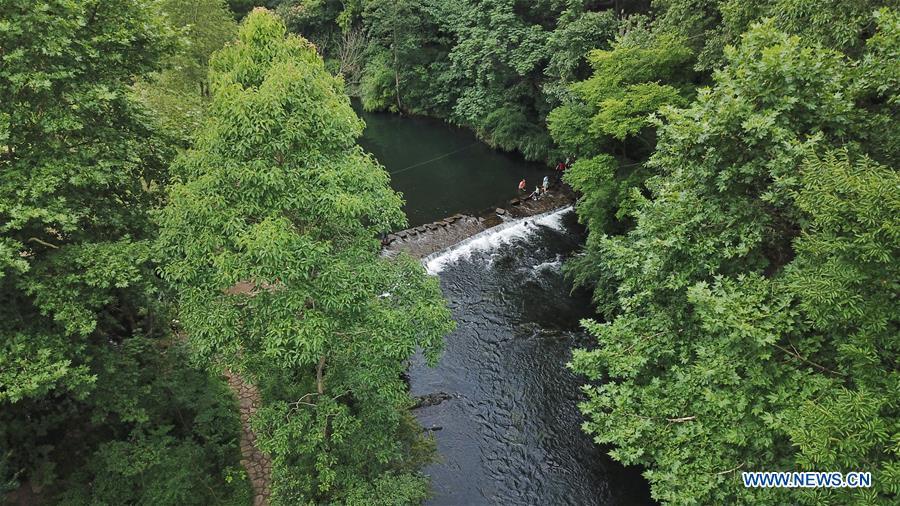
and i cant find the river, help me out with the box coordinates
[359,109,653,505]
[357,107,551,227]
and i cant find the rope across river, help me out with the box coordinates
[388,141,479,175]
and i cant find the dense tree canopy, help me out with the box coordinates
[135,0,238,142]
[1,0,169,453]
[1,0,249,503]
[156,10,453,503]
[653,0,890,70]
[3,0,897,504]
[564,9,899,505]
[273,0,631,161]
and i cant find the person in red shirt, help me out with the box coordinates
[518,178,527,192]
[554,161,566,183]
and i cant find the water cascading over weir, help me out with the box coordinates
[382,184,577,260]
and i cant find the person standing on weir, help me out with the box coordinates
[555,160,566,183]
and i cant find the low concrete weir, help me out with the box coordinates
[422,205,574,275]
[383,184,576,260]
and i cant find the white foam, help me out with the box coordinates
[423,206,573,274]
[532,256,563,273]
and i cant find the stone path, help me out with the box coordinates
[224,370,272,506]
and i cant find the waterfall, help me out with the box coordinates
[423,206,573,274]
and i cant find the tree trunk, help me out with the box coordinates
[316,355,326,395]
[392,29,402,113]
[317,355,332,441]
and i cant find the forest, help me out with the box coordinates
[1,0,897,505]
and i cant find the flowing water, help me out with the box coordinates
[360,109,652,505]
[412,209,652,505]
[357,107,551,227]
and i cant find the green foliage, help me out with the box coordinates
[568,17,899,505]
[272,0,891,167]
[50,340,252,506]
[340,471,430,505]
[135,0,238,143]
[435,0,564,160]
[549,33,694,298]
[359,51,396,112]
[228,0,255,19]
[549,34,693,155]
[653,0,889,70]
[0,0,171,425]
[277,0,345,38]
[544,9,619,91]
[273,0,623,161]
[1,1,248,502]
[157,9,453,504]
[853,7,900,165]
[774,148,899,505]
[779,149,899,503]
[357,0,448,114]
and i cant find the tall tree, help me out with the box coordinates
[0,0,171,441]
[570,16,899,505]
[156,9,453,504]
[652,0,889,70]
[547,29,694,307]
[1,0,248,502]
[359,0,448,115]
[135,0,238,142]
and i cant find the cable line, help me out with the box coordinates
[388,141,479,175]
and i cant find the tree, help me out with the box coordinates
[569,17,899,505]
[651,0,889,70]
[542,7,621,113]
[359,0,446,114]
[778,148,899,505]
[1,0,172,455]
[547,31,694,303]
[156,9,453,504]
[272,0,627,161]
[1,1,247,501]
[135,0,238,143]
[434,0,560,159]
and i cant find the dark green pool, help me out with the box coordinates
[356,107,552,227]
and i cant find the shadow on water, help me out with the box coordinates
[356,105,551,227]
[411,209,654,505]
